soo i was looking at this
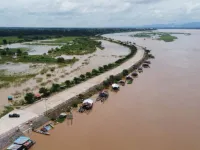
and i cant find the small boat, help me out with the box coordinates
[138,67,143,73]
[142,63,150,68]
[126,76,133,81]
[118,80,125,86]
[79,99,94,113]
[144,60,151,64]
[33,129,50,135]
[131,72,138,77]
[112,83,120,90]
[96,90,109,102]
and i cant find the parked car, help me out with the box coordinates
[9,113,20,118]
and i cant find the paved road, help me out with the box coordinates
[0,46,144,136]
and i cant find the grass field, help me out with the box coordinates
[0,36,23,45]
[41,36,78,43]
[49,37,103,55]
[158,34,178,42]
[133,32,178,42]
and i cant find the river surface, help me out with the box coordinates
[21,29,200,149]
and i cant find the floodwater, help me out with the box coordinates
[0,40,129,110]
[0,63,30,74]
[30,29,200,150]
[0,42,59,55]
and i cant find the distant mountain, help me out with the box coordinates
[140,22,200,29]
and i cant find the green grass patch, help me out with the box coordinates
[133,32,178,42]
[0,36,23,45]
[41,36,78,43]
[158,34,178,42]
[49,37,103,55]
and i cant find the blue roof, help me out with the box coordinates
[14,136,30,145]
[8,96,13,98]
[7,144,22,150]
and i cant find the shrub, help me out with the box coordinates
[50,67,55,72]
[57,57,65,63]
[108,63,114,69]
[73,77,80,84]
[50,84,60,93]
[103,80,110,88]
[98,66,104,73]
[80,74,85,81]
[114,75,122,81]
[103,65,109,70]
[86,72,92,78]
[39,87,49,97]
[46,73,51,77]
[122,69,129,76]
[72,102,78,108]
[65,80,71,87]
[24,93,35,104]
[92,69,99,76]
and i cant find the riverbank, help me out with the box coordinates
[0,41,146,148]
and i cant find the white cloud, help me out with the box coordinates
[0,0,200,27]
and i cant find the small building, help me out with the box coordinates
[7,136,35,150]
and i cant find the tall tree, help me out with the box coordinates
[2,39,7,45]
[24,93,35,104]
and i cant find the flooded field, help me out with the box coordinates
[0,42,59,55]
[0,40,129,110]
[30,30,200,150]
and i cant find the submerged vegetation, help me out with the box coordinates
[133,32,182,42]
[48,37,103,55]
[23,38,138,105]
[157,34,177,42]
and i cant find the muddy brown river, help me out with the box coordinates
[30,29,200,150]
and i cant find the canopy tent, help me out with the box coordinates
[83,99,93,104]
[112,83,119,89]
[8,96,13,100]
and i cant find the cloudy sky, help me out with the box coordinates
[0,0,200,27]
